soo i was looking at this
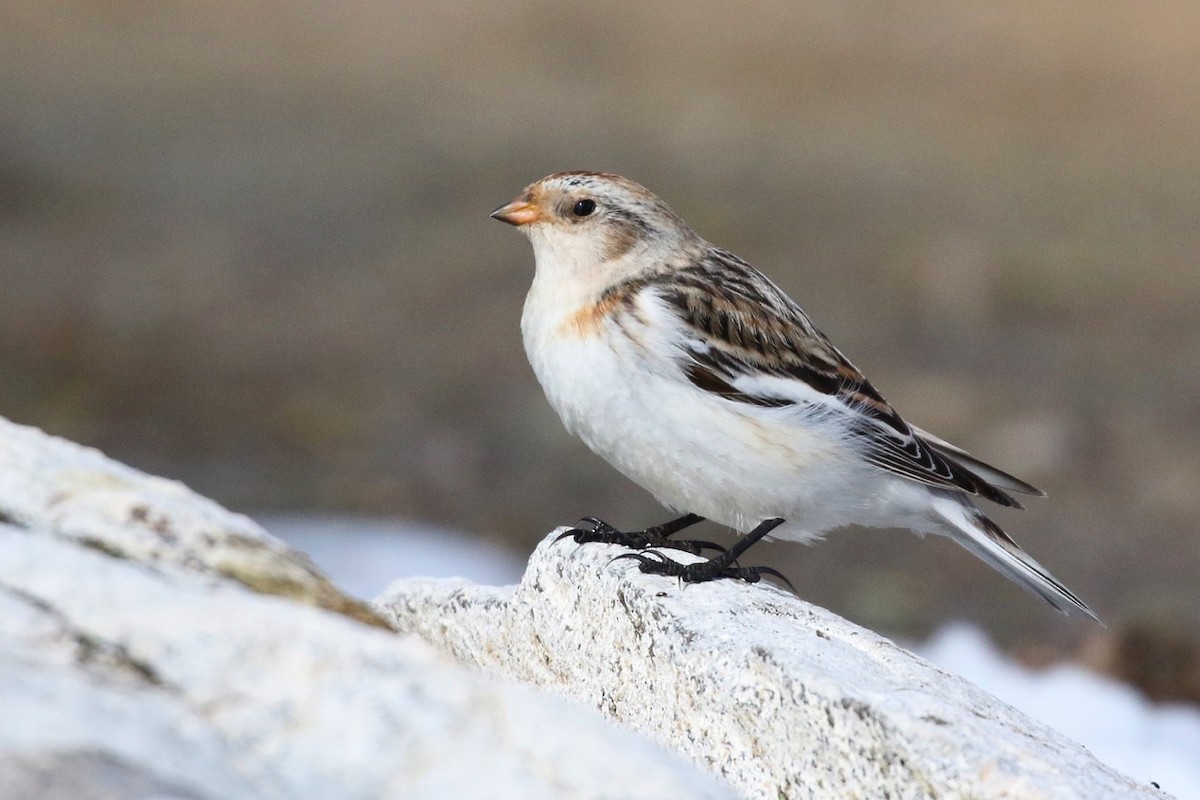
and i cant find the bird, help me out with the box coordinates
[491,171,1097,621]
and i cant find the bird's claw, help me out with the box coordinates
[557,517,643,548]
[610,549,797,594]
[557,517,723,554]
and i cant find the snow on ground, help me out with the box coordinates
[915,625,1199,799]
[264,515,1198,800]
[261,515,525,599]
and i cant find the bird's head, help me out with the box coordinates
[491,171,696,283]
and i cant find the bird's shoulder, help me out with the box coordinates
[640,248,889,415]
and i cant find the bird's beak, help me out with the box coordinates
[490,195,544,227]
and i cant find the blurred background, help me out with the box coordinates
[3,2,1198,680]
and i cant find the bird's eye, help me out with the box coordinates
[572,198,596,218]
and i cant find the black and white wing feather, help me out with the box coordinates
[642,249,1042,509]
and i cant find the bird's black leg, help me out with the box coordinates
[614,517,792,588]
[557,513,723,555]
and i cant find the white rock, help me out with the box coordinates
[0,417,734,800]
[380,532,1158,800]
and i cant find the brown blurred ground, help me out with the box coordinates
[2,2,1198,648]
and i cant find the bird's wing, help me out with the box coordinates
[910,425,1045,498]
[645,250,1038,508]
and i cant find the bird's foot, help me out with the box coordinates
[607,517,795,593]
[555,514,722,555]
[610,549,795,592]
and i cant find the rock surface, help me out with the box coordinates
[381,533,1160,800]
[0,418,733,800]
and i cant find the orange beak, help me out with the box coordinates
[490,195,544,226]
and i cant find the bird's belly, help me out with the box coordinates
[526,332,865,538]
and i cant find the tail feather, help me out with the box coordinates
[931,497,1100,623]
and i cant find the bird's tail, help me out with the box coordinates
[931,496,1100,623]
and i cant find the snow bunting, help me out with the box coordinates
[492,171,1097,620]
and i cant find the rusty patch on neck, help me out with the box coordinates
[558,292,624,338]
[556,277,650,338]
